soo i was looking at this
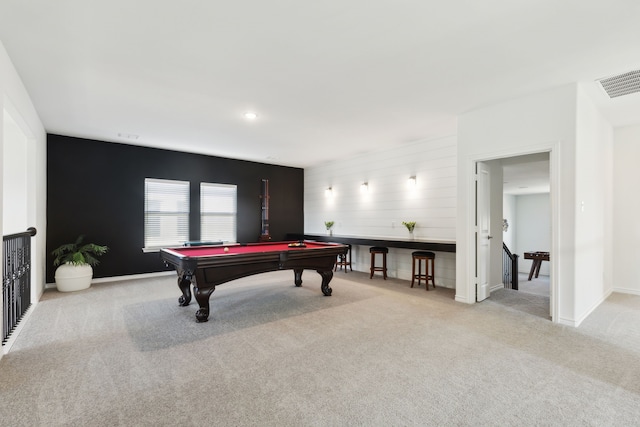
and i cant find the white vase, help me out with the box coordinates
[409,231,414,240]
[55,264,93,292]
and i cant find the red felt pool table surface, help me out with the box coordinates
[167,241,336,257]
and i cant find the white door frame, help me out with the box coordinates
[464,142,559,322]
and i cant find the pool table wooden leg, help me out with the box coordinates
[194,286,216,322]
[177,272,192,306]
[293,268,303,287]
[319,269,333,296]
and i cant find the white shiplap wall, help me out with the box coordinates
[304,135,457,288]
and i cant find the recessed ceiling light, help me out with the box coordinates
[117,133,139,140]
[244,112,258,120]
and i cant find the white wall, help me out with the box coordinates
[457,84,577,324]
[502,194,516,251]
[573,87,613,321]
[3,110,28,233]
[0,39,47,355]
[612,124,640,296]
[304,135,457,288]
[515,193,551,276]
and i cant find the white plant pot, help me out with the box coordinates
[55,264,93,292]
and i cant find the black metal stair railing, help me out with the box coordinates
[503,242,519,290]
[2,227,37,344]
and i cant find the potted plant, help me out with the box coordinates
[52,235,109,292]
[325,221,335,236]
[402,221,416,239]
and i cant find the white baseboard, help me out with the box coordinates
[45,270,175,289]
[573,288,614,327]
[557,316,578,327]
[455,294,471,304]
[612,287,640,296]
[91,270,175,283]
[490,283,504,293]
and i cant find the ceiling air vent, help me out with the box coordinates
[598,69,640,98]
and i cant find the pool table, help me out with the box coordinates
[160,241,348,322]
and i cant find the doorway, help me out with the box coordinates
[476,151,553,320]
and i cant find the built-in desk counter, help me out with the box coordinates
[287,234,456,253]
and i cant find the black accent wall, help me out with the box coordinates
[46,134,304,282]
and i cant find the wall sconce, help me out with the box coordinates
[408,176,416,187]
[325,187,333,197]
[360,182,368,193]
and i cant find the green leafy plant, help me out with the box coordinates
[324,221,335,230]
[52,235,109,267]
[402,221,416,233]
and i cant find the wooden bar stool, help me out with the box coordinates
[369,246,388,279]
[334,244,352,272]
[411,251,435,290]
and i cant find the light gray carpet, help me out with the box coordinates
[517,273,550,297]
[1,271,639,426]
[490,287,550,320]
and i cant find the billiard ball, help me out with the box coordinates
[224,247,229,252]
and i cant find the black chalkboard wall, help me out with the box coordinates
[46,134,304,283]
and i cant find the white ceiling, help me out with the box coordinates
[1,1,639,168]
[502,152,550,195]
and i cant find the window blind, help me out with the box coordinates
[200,183,237,243]
[144,178,190,248]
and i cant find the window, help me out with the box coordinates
[201,183,237,243]
[144,178,190,248]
